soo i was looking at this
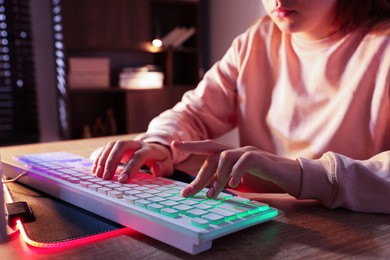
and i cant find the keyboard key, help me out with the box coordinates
[191,218,210,229]
[147,196,166,203]
[106,183,122,189]
[202,213,225,225]
[248,201,270,211]
[209,208,237,220]
[203,200,222,206]
[67,177,81,184]
[98,187,112,195]
[80,181,92,188]
[124,190,142,196]
[186,209,207,218]
[182,199,201,206]
[108,190,124,199]
[124,195,138,204]
[216,192,233,200]
[194,203,213,210]
[161,208,179,218]
[89,184,102,191]
[148,203,164,213]
[169,195,186,202]
[228,196,250,203]
[136,193,154,199]
[115,186,131,193]
[173,204,193,214]
[135,199,151,208]
[160,200,180,207]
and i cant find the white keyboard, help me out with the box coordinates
[7,152,278,254]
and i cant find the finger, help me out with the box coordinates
[181,154,219,197]
[97,140,142,180]
[147,145,174,177]
[228,152,255,188]
[150,161,173,177]
[91,146,104,173]
[118,144,169,182]
[94,141,116,178]
[102,141,141,180]
[172,140,231,155]
[209,151,237,198]
[118,156,145,183]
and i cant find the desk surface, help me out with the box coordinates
[1,135,390,259]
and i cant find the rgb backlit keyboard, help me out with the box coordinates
[9,152,278,254]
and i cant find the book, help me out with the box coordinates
[161,27,195,48]
[171,27,195,48]
[68,57,110,73]
[161,27,186,47]
[68,72,110,88]
[67,57,110,88]
[119,65,163,89]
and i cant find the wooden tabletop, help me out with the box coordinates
[1,135,390,259]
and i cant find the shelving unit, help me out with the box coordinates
[53,0,209,139]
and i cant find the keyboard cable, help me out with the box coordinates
[2,172,29,238]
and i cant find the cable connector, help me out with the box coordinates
[5,201,35,226]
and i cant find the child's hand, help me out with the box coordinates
[172,140,302,198]
[91,140,173,182]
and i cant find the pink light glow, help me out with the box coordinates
[16,220,134,253]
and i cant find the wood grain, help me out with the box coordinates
[1,135,389,259]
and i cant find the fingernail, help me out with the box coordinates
[181,184,193,196]
[92,164,97,172]
[118,174,128,182]
[103,169,110,179]
[96,165,103,177]
[172,140,183,148]
[229,177,238,187]
[151,163,162,177]
[207,186,215,198]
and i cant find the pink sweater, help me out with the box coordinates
[138,17,390,213]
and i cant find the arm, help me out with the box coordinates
[137,29,252,164]
[298,151,390,214]
[174,140,390,214]
[92,22,263,180]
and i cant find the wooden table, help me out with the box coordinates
[1,135,389,259]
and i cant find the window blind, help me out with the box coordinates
[0,0,38,146]
[52,0,69,140]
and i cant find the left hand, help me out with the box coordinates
[171,140,302,198]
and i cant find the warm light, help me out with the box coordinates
[16,220,134,251]
[152,39,162,48]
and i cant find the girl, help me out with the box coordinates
[92,0,390,213]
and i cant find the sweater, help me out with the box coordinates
[137,17,390,213]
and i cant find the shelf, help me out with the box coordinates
[55,0,208,139]
[69,88,125,94]
[66,46,199,54]
[68,84,197,94]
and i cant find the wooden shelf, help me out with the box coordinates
[55,0,208,139]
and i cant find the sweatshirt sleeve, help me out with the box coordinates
[298,151,390,214]
[136,29,254,164]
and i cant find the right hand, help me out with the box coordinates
[91,140,174,183]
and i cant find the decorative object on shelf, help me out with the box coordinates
[119,65,164,89]
[82,125,92,138]
[104,108,117,136]
[161,27,196,48]
[67,57,110,88]
[92,117,107,137]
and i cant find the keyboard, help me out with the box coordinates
[7,152,278,254]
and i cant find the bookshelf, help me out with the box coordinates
[53,0,209,139]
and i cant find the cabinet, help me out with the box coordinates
[53,0,209,139]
